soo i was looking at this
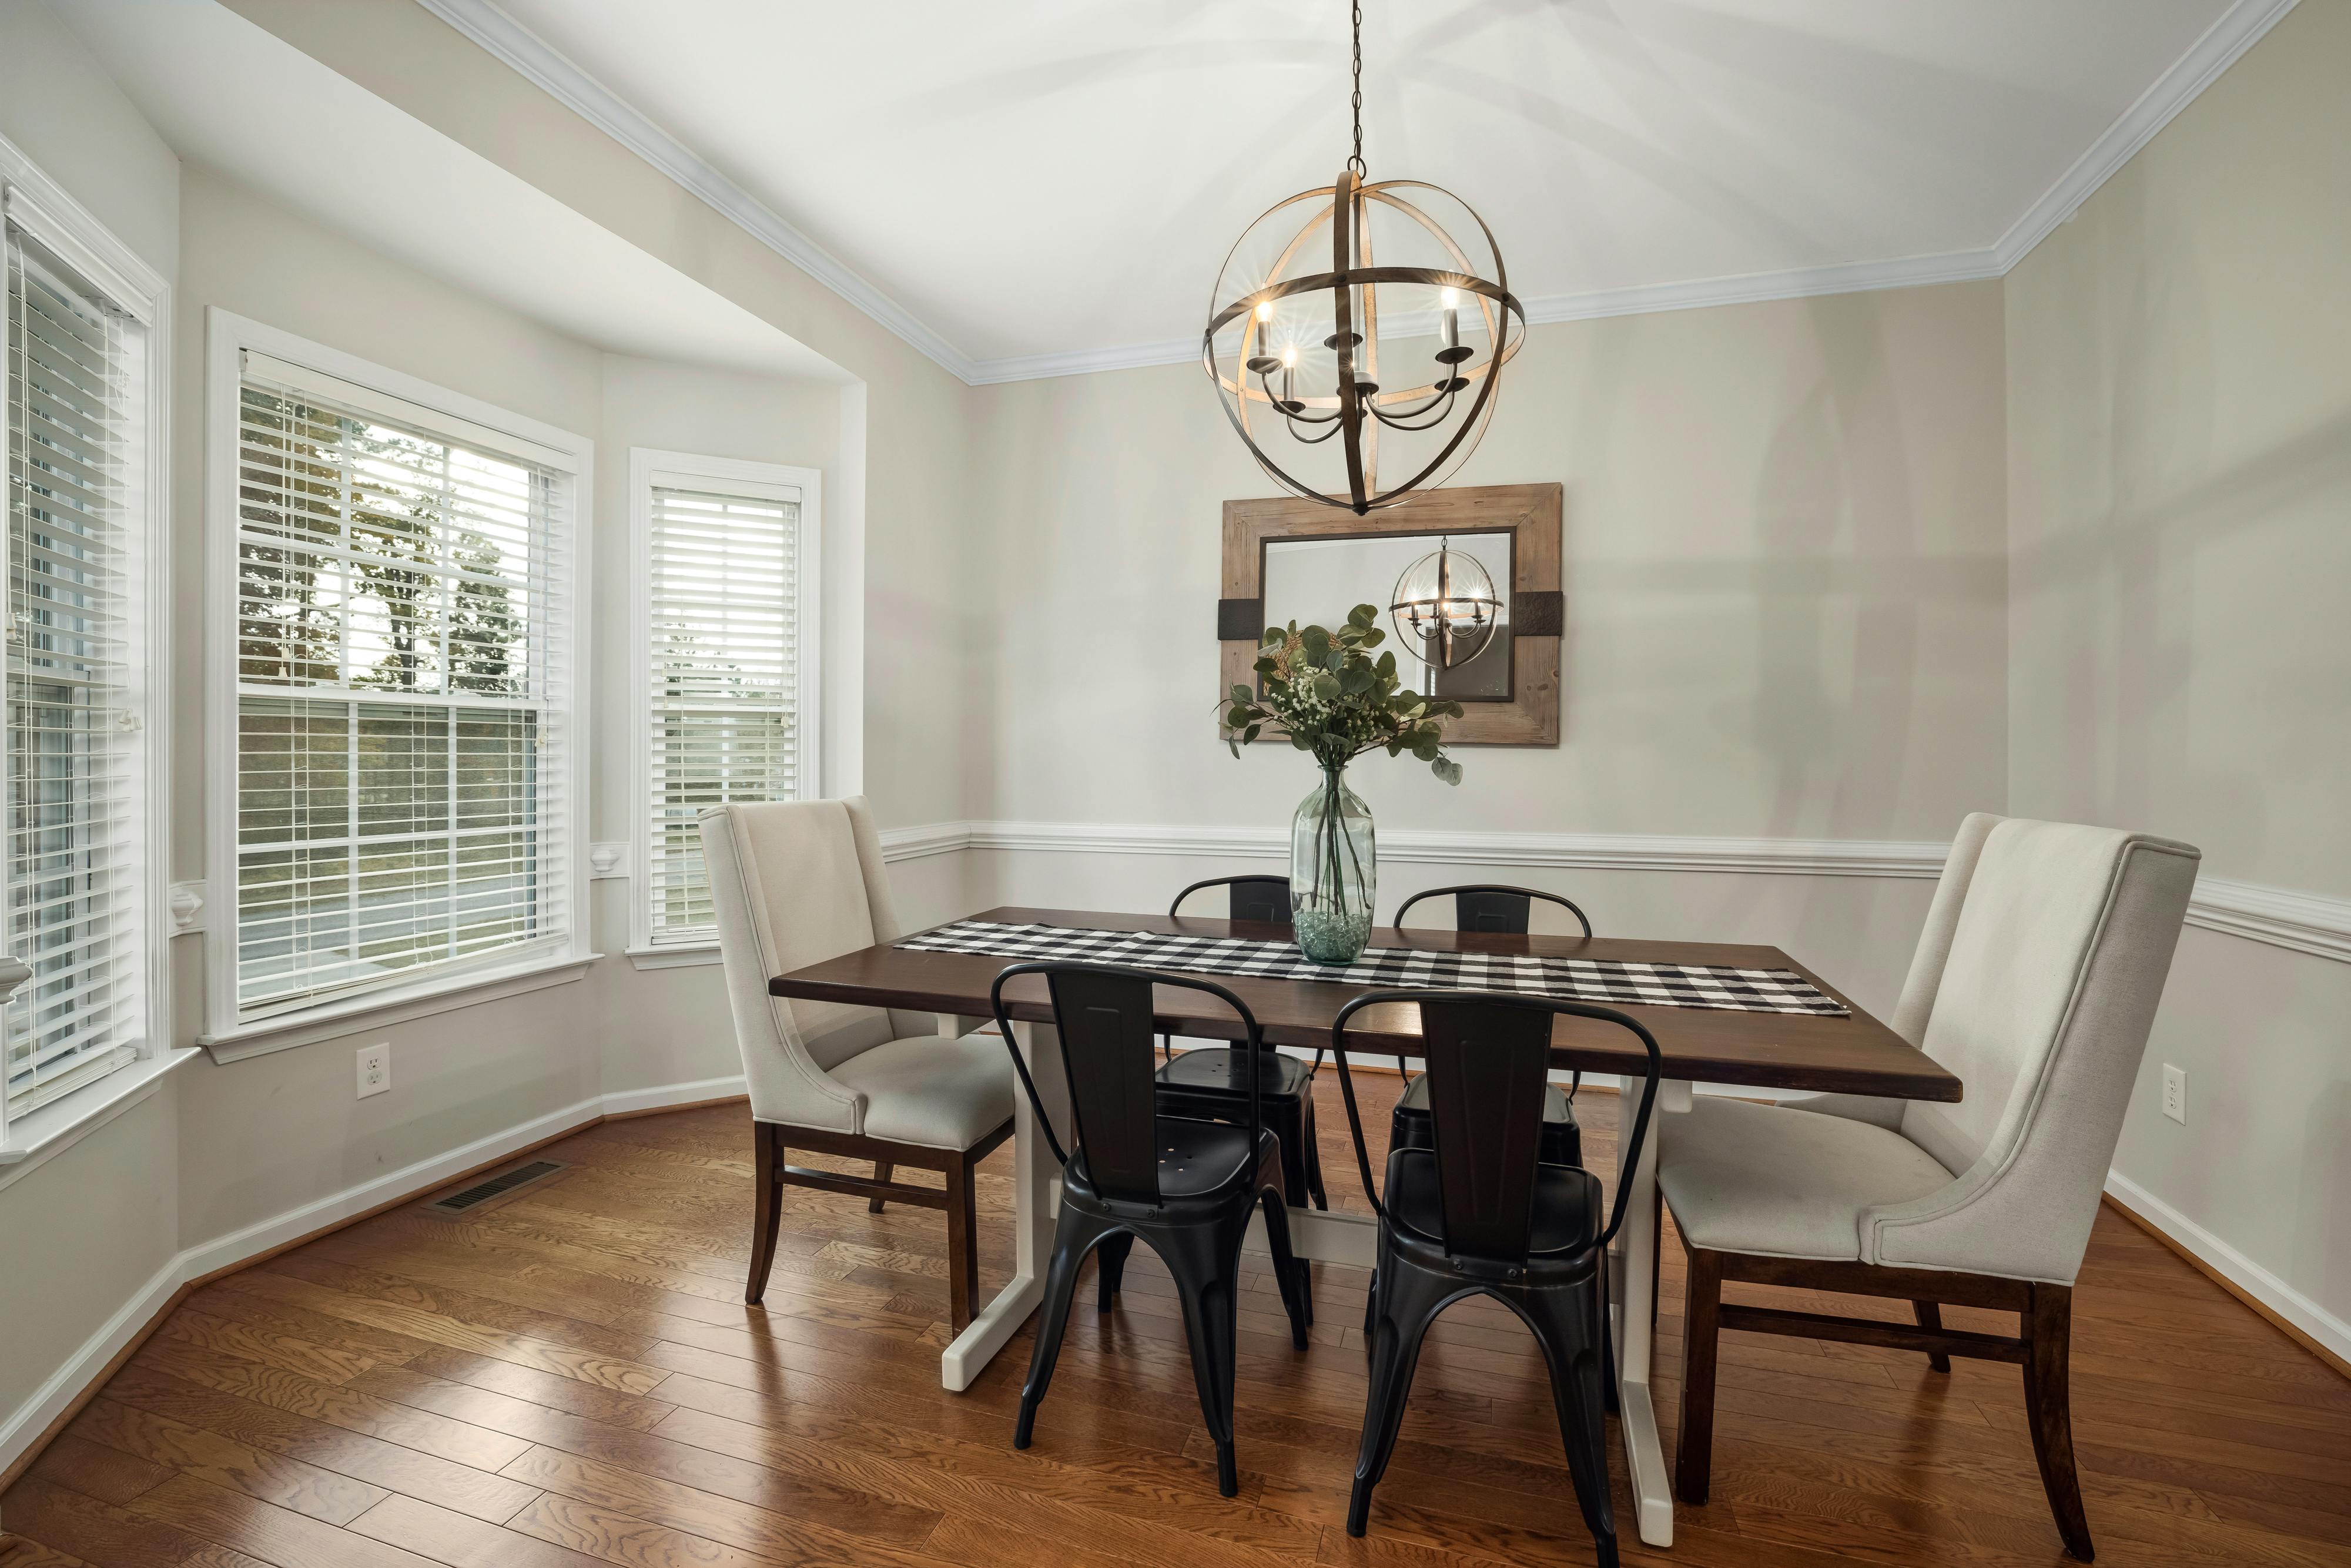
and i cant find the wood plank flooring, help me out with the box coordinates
[7,1073,2348,1567]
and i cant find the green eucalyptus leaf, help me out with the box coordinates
[1348,603,1376,627]
[1339,665,1373,694]
[1243,723,1261,742]
[1377,651,1396,679]
[1261,627,1285,647]
[1312,671,1342,701]
[1253,657,1278,676]
[1225,704,1253,728]
[1300,626,1330,660]
[1289,732,1312,750]
[1230,683,1252,705]
[1358,626,1384,648]
[1434,758,1463,786]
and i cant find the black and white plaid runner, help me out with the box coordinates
[897,919,1848,1017]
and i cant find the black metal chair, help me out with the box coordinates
[1329,990,1661,1561]
[1154,875,1329,1209]
[1387,886,1594,1168]
[990,961,1314,1498]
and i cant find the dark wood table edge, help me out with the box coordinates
[771,907,1962,1104]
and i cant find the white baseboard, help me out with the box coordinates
[0,1254,183,1483]
[0,1074,744,1481]
[2103,1168,2351,1371]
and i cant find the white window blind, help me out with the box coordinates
[5,224,143,1115]
[232,360,573,1018]
[644,481,803,944]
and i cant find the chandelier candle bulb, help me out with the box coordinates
[1441,287,1459,353]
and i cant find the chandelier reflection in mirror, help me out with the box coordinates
[1203,2,1526,515]
[1389,537,1499,671]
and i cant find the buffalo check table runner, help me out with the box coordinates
[895,919,1849,1017]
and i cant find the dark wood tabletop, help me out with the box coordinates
[770,905,1961,1102]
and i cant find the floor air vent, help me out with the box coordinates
[429,1160,567,1212]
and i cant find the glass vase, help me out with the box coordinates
[1290,764,1376,964]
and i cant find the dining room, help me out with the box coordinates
[0,2,2345,1566]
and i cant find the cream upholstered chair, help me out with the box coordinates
[1659,815,2198,1562]
[701,797,1014,1331]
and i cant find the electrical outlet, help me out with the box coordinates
[2161,1063,2186,1124]
[357,1043,390,1100]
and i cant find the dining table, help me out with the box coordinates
[769,903,1962,1549]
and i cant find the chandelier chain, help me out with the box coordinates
[1348,0,1365,177]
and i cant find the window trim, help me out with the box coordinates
[0,133,172,1156]
[199,309,596,1060]
[626,447,822,963]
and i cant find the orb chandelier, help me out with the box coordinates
[1203,2,1526,515]
[1390,537,1499,670]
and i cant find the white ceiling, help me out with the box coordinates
[48,0,848,383]
[436,0,2286,381]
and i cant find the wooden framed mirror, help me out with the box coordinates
[1219,483,1561,745]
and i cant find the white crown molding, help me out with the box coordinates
[406,0,2295,389]
[878,819,2351,965]
[409,0,982,384]
[1989,0,2299,270]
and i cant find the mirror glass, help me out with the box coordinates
[1260,531,1514,699]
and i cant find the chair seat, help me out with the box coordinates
[825,1030,1017,1151]
[1657,1096,1956,1262]
[1392,1074,1582,1167]
[1156,1047,1314,1101]
[1065,1118,1277,1204]
[1385,1147,1602,1257]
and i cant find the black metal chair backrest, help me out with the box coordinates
[1171,875,1292,927]
[1329,990,1661,1264]
[991,961,1265,1207]
[1393,884,1592,940]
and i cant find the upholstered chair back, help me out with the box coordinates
[1863,819,2199,1282]
[700,798,931,1132]
[1887,812,2002,1047]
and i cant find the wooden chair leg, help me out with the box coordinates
[1914,1300,1953,1373]
[2022,1282,2095,1561]
[869,1160,893,1214]
[1675,1245,1723,1506]
[945,1155,980,1333]
[745,1124,783,1305]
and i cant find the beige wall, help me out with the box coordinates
[0,0,177,273]
[967,283,2008,1010]
[2005,1,2351,1332]
[974,285,2008,842]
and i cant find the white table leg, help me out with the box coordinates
[1612,1077,1692,1548]
[938,1014,1064,1391]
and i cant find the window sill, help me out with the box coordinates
[0,1047,202,1192]
[627,943,723,970]
[199,950,603,1064]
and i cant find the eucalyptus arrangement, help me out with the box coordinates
[1220,605,1466,963]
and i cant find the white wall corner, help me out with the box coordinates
[589,842,630,879]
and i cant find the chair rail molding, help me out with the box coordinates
[874,819,2351,966]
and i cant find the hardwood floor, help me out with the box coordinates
[7,1074,2348,1567]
